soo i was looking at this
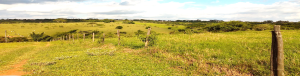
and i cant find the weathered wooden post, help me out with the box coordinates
[117,30,120,46]
[102,33,105,43]
[63,36,64,40]
[93,33,95,42]
[145,28,151,47]
[5,30,7,43]
[271,25,284,76]
[66,35,67,40]
[69,34,71,41]
[83,33,85,41]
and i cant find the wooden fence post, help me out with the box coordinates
[103,33,105,43]
[93,33,95,42]
[5,30,7,43]
[145,28,151,47]
[83,33,85,41]
[117,30,120,46]
[271,25,284,76]
[69,34,71,41]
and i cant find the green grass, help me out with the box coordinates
[104,30,300,75]
[21,40,185,75]
[0,42,46,70]
[135,21,186,30]
[0,22,299,75]
[0,21,175,37]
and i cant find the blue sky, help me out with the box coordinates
[0,0,299,21]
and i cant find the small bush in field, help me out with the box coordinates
[146,26,151,29]
[115,26,123,29]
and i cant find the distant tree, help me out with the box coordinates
[263,20,273,24]
[30,32,52,41]
[145,26,151,29]
[123,19,135,24]
[30,32,45,41]
[53,18,67,23]
[134,30,146,36]
[103,19,111,23]
[115,26,123,29]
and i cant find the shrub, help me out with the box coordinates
[168,27,171,29]
[137,31,157,46]
[146,26,151,29]
[123,19,135,24]
[205,21,250,32]
[9,37,28,42]
[178,29,186,32]
[253,24,271,31]
[134,30,146,36]
[0,36,8,43]
[115,26,123,29]
[30,32,52,41]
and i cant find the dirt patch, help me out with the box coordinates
[0,60,30,75]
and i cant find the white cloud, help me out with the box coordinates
[0,0,300,21]
[211,0,220,3]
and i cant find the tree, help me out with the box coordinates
[30,32,52,41]
[53,18,67,23]
[30,32,44,41]
[134,30,146,36]
[115,26,123,29]
[145,26,151,29]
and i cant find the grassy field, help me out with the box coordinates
[0,22,299,75]
[0,21,181,37]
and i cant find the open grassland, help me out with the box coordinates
[104,30,300,75]
[0,21,179,37]
[0,23,299,75]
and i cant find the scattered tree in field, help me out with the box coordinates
[123,19,135,24]
[115,26,123,29]
[168,27,171,29]
[30,32,53,41]
[103,19,112,23]
[145,26,151,29]
[53,18,67,23]
[134,30,146,36]
[178,29,186,32]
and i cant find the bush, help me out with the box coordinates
[123,19,135,24]
[146,26,151,29]
[115,26,123,29]
[137,31,157,46]
[30,32,52,41]
[168,27,171,29]
[9,37,29,42]
[0,36,8,43]
[205,21,250,32]
[178,29,185,31]
[253,24,271,31]
[134,30,146,36]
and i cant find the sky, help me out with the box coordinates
[0,0,299,21]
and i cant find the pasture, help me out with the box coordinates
[0,21,183,37]
[0,21,299,75]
